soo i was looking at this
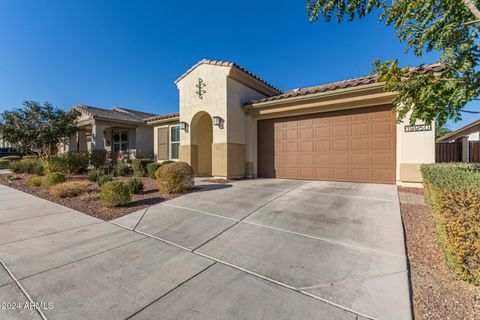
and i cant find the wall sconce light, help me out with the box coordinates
[212,116,224,128]
[179,121,188,131]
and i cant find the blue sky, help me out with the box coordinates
[0,0,477,130]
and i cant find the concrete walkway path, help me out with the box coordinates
[0,179,411,320]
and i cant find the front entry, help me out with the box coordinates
[257,105,396,184]
[192,112,213,176]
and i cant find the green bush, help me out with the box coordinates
[10,159,44,175]
[132,159,152,177]
[50,181,89,198]
[26,175,43,187]
[147,163,162,179]
[41,172,67,188]
[114,163,131,177]
[90,150,107,168]
[0,155,21,162]
[0,159,10,170]
[127,177,144,194]
[421,163,480,286]
[155,162,194,194]
[86,169,103,182]
[100,181,132,207]
[97,174,113,186]
[47,152,89,175]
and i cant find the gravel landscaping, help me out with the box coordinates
[0,173,179,220]
[399,186,480,320]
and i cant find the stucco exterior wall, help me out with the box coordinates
[135,126,154,158]
[396,115,435,184]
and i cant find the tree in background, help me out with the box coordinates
[307,0,480,126]
[436,124,453,138]
[0,101,79,161]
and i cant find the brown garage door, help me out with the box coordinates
[258,105,396,184]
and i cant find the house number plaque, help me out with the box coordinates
[404,124,432,132]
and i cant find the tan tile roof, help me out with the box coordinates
[175,59,281,93]
[74,105,159,123]
[246,63,443,105]
[144,112,180,123]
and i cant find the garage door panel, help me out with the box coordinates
[316,126,331,138]
[352,168,371,181]
[352,123,370,136]
[258,105,396,183]
[334,140,350,152]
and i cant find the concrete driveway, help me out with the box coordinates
[0,179,411,320]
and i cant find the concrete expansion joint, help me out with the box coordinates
[0,221,102,247]
[124,262,217,320]
[133,207,150,231]
[296,270,408,291]
[189,183,304,252]
[14,237,147,283]
[239,220,407,260]
[0,210,74,226]
[0,259,48,320]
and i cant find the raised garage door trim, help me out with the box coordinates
[257,105,396,184]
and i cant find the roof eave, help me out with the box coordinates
[145,117,180,125]
[242,82,387,111]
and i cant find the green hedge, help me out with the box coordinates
[421,163,480,286]
[132,159,152,177]
[100,181,132,207]
[0,159,10,170]
[10,159,44,175]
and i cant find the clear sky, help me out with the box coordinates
[0,0,478,130]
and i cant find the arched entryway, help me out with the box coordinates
[190,112,213,176]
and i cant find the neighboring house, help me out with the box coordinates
[147,59,438,185]
[436,119,480,143]
[65,106,156,158]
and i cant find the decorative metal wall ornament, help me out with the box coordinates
[195,78,206,99]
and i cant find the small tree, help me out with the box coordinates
[307,0,480,126]
[0,101,79,161]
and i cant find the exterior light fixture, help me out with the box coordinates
[179,121,188,131]
[212,116,224,128]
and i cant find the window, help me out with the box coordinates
[113,130,128,152]
[170,125,180,160]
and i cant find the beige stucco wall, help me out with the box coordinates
[152,120,179,162]
[396,114,435,184]
[176,63,275,178]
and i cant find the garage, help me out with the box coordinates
[257,105,396,184]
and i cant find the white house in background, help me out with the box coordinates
[65,106,157,158]
[437,119,480,142]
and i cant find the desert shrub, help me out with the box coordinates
[46,152,89,175]
[87,169,102,182]
[147,163,162,179]
[127,177,144,194]
[132,159,152,177]
[50,181,89,198]
[97,174,113,186]
[41,172,67,188]
[0,155,21,162]
[421,163,480,285]
[0,159,10,170]
[79,192,100,202]
[26,175,43,187]
[155,162,194,194]
[100,181,132,207]
[115,163,131,177]
[10,159,44,174]
[90,150,107,168]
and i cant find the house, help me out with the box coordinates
[65,106,157,158]
[147,59,438,185]
[436,119,480,143]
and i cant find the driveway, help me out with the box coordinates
[0,179,411,320]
